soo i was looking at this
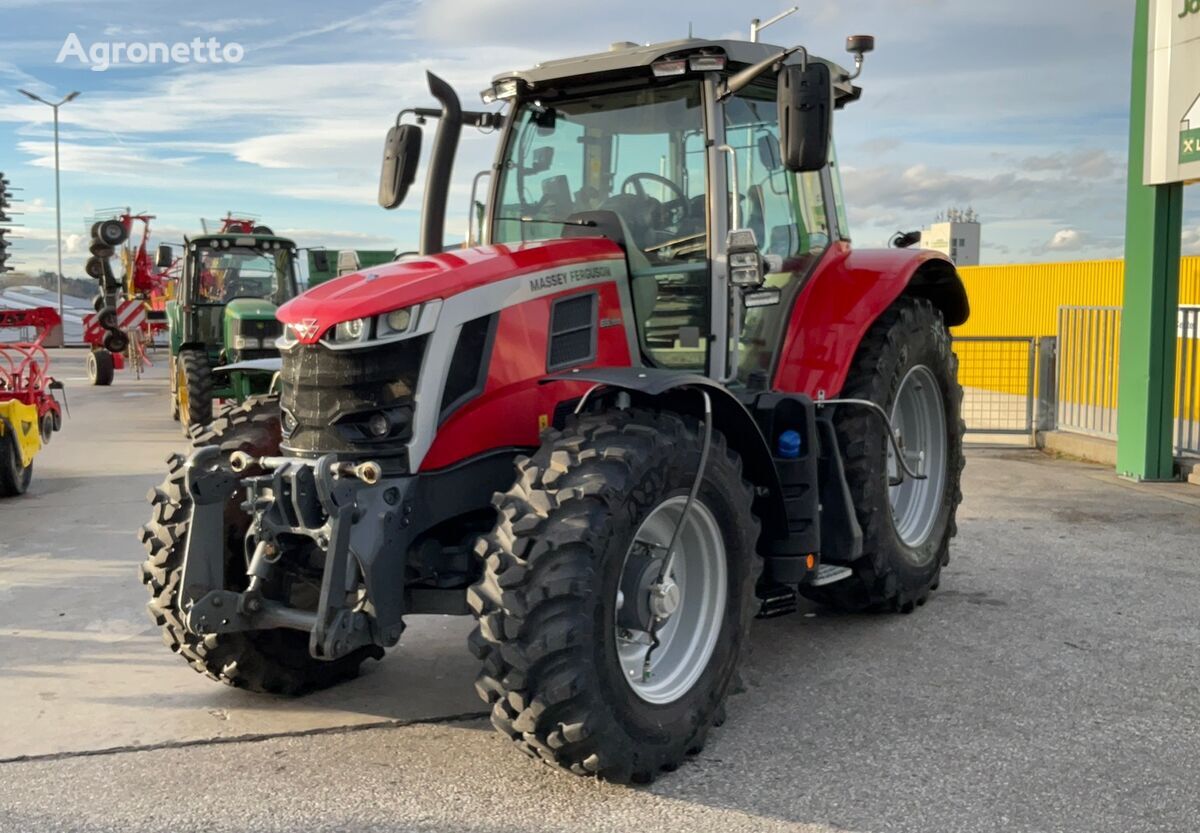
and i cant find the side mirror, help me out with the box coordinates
[757,133,782,171]
[311,249,330,272]
[891,230,922,249]
[155,244,173,268]
[777,62,832,173]
[379,123,423,209]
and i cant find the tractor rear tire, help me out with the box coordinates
[87,349,114,386]
[139,398,379,694]
[801,297,964,614]
[178,350,214,431]
[0,428,32,498]
[468,409,761,783]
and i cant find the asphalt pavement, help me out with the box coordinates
[1,350,1199,833]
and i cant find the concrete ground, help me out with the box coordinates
[2,350,1200,832]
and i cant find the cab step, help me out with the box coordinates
[756,584,798,618]
[811,564,853,587]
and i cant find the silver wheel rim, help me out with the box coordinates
[615,495,727,705]
[888,365,948,549]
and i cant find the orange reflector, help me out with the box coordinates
[806,554,815,569]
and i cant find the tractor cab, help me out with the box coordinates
[381,37,872,384]
[165,230,299,429]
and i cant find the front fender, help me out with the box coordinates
[772,242,969,396]
[544,368,788,543]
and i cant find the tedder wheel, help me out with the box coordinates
[97,219,128,246]
[0,428,32,498]
[801,296,964,614]
[177,350,214,432]
[139,397,379,693]
[469,408,761,783]
[40,412,54,445]
[87,349,114,386]
[91,294,107,313]
[103,330,129,354]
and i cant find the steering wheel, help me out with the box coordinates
[621,173,689,225]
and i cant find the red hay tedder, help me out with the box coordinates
[83,211,178,385]
[0,306,64,496]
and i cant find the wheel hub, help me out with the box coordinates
[649,578,681,619]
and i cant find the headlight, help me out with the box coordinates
[377,306,414,336]
[323,302,438,348]
[232,335,261,349]
[334,318,367,342]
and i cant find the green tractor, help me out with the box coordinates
[165,220,299,431]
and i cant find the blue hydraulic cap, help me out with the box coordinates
[777,430,802,459]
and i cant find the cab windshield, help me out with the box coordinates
[193,244,296,305]
[493,82,709,368]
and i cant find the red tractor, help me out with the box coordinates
[141,31,967,782]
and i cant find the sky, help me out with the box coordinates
[0,0,1197,277]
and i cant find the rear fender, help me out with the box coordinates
[772,242,969,396]
[543,368,789,545]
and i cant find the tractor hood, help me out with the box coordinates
[278,237,623,344]
[224,297,279,320]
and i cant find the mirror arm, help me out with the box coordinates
[718,45,805,101]
[398,107,500,130]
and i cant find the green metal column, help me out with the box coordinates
[1117,0,1184,481]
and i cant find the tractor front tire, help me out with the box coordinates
[468,409,761,783]
[178,350,214,431]
[87,349,114,386]
[139,398,379,693]
[802,297,964,614]
[0,428,32,498]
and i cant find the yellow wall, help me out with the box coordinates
[952,256,1200,421]
[952,255,1200,338]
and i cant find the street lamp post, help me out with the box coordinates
[17,89,80,320]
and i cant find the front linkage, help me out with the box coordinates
[180,446,400,661]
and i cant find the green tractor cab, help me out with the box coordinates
[166,231,299,431]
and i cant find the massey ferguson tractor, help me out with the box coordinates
[141,31,968,783]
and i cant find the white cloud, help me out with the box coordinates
[1045,228,1086,252]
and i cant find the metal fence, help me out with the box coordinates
[953,336,1038,435]
[1050,304,1200,456]
[1056,306,1121,440]
[1177,307,1200,455]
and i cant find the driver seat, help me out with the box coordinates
[562,210,658,324]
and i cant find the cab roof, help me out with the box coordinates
[191,233,296,246]
[493,37,859,103]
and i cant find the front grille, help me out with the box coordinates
[237,319,283,340]
[280,337,426,463]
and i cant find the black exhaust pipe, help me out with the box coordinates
[420,72,462,256]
